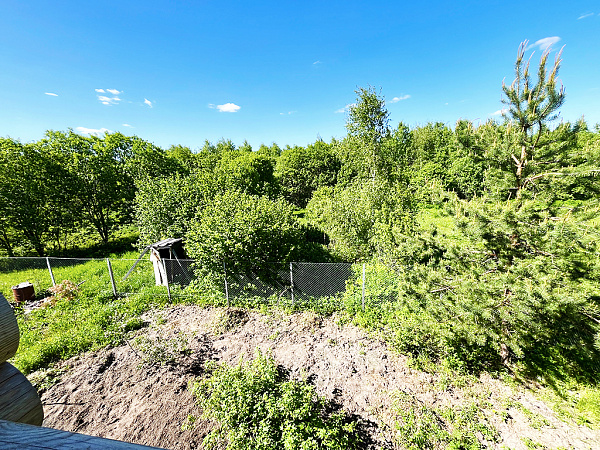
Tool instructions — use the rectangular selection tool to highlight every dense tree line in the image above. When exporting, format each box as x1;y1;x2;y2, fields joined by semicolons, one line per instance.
1;101;598;258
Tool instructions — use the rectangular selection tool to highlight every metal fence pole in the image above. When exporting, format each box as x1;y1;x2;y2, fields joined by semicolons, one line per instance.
163;259;172;303
362;263;366;311
223;260;229;307
290;262;294;306
46;257;56;287
106;258;117;297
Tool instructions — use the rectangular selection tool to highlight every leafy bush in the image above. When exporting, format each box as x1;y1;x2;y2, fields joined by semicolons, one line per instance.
188;350;358;450
186;190;328;284
306;178;415;261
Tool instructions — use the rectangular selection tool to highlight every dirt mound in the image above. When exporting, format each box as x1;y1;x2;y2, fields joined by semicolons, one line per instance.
38;306;600;449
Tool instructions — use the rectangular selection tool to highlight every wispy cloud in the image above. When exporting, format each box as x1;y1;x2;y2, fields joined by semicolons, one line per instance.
213;102;241;113
98;95;121;105
76;126;110;136
45;92;58;97
280;111;296;115
313;60;322;65
491;109;508;116
526;36;561;51
144;98;153;108
335;103;355;114
578;12;594;19
390;95;410;103
122;123;133;127
96;88;122;105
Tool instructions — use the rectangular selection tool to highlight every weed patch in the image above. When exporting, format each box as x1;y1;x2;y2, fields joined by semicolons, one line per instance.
188;350;359;450
391;390;499;449
131;330;191;367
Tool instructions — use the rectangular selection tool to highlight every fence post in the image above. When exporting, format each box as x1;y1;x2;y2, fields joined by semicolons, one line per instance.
106;258;117;297
223;260;229;307
361;263;366;311
163;259;171;303
46;257;56;287
290;262;294;306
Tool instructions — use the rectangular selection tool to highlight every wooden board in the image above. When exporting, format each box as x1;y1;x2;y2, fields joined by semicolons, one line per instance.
0;363;43;426
0;293;19;364
0;419;165;449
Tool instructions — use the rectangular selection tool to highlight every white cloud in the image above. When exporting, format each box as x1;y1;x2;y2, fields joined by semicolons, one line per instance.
390;95;410;103
335;103;355;114
144;98;153;108
313;60;322;65
491;109;508;116
216;103;240;113
45;92;58;97
122;123;133;127
527;36;561;51
106;89;121;95
578;12;594;19
97;90;122;105
280;111;296;115
76;127;110;136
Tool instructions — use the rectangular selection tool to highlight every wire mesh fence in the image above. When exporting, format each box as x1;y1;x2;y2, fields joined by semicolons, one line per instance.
0;257;400;310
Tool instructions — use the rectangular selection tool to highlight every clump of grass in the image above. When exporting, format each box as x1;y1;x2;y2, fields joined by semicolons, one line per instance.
577;388;600;425
131;330;191;367
210;308;249;334
391;389;499;449
188;350;359;450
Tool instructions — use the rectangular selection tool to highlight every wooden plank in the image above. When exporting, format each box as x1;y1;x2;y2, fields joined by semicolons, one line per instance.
0;361;20;384
0;363;43;426
0;293;20;364
14;405;44;429
0;419;165;449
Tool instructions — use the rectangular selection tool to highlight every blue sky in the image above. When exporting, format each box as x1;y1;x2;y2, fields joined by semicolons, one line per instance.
1;1;599;151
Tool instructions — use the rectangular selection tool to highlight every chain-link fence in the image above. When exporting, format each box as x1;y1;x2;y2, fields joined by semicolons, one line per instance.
0;257;400;310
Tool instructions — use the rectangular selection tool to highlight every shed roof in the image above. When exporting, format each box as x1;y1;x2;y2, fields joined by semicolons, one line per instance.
149;238;183;251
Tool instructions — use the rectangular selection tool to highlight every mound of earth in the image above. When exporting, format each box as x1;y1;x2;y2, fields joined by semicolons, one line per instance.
36;305;599;449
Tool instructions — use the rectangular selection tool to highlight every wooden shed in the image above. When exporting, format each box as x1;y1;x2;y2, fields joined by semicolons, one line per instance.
124;238;189;286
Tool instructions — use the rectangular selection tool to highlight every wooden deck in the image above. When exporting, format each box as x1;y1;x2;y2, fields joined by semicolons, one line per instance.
0;419;165;449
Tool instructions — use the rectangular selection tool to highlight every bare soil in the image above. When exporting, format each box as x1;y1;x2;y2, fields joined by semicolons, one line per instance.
37;305;600;449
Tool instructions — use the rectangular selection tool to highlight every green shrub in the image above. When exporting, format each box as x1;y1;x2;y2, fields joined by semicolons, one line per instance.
186;190;328;284
188;350;358;450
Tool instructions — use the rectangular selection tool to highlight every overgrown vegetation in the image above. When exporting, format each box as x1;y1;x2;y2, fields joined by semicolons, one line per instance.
2;40;600;447
187;350;359;450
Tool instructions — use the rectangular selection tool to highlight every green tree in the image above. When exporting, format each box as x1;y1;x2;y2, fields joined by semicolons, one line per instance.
0;139;52;255
342;86;391;183
385;198;600;379
306;179;415;261
135;173;214;246
214;151;279;198
276;140;341;208
409;122;455;193
500;41;566;197
257;143;281;158
446;120;486;199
